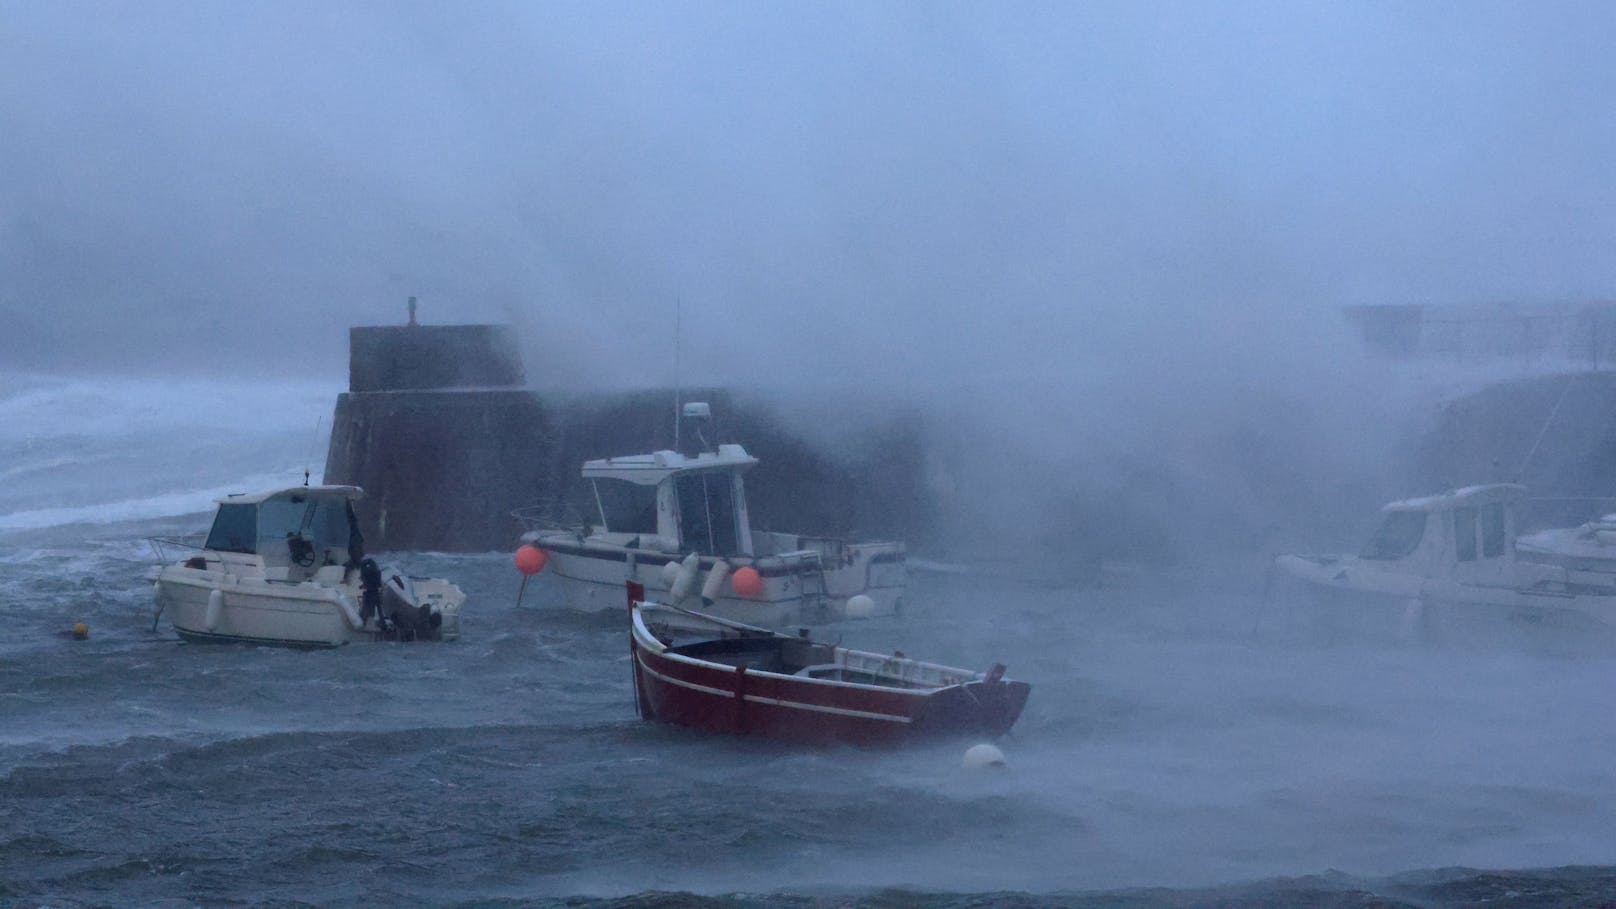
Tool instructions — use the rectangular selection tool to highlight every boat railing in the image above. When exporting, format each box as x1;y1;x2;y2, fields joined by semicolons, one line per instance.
754;530;850;561
837;648;977;689
511;502;591;536
147;534;207;562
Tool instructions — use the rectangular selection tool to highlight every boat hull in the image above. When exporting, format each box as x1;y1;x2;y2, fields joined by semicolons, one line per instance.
1274;554;1616;629
155;569;463;648
630;612;1029;746
538;539;905;626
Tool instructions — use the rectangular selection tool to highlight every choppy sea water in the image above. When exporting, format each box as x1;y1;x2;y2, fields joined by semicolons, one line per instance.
4;374;1616;908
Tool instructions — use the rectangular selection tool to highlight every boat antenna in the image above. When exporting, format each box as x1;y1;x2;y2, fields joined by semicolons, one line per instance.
304;415;325;487
1515;372;1579;483
673;297;682;453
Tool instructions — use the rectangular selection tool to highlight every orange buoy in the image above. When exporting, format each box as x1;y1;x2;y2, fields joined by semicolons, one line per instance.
730;565;764;598
514;545;549;576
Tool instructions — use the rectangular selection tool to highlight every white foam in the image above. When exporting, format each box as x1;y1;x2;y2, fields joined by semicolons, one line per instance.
0;372;334;438
0;372;337;528
0;468;310;532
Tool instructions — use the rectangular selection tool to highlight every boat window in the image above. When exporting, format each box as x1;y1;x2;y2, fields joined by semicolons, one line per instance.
1480;503;1506;558
258;496;313;549
204;503;258;554
1454;507;1478;562
676;472;738;556
593;479;658;534
304;497;351;549
1360;511;1426;560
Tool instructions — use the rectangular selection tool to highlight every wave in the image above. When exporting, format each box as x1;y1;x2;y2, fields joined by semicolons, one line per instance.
0;371;338;527
0;468;310;532
0;371;336;438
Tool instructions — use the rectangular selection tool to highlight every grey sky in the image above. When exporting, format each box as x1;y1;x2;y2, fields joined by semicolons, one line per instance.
2;1;1614;386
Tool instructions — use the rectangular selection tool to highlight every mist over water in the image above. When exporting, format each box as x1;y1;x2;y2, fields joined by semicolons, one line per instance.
4;1;1616;906
4;367;1616;906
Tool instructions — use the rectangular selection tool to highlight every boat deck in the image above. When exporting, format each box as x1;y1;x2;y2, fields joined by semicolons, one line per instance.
667;636;943;689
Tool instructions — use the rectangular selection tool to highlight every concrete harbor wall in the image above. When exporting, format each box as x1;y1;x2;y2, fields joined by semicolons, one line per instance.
323;321;929;552
1415;370;1616;529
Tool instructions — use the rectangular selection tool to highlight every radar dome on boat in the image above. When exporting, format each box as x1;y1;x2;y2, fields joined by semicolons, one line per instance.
846;594;876;618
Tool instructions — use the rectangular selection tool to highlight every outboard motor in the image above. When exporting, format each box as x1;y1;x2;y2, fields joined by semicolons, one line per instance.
358;558;386;625
380;566;442;641
359;556;440;640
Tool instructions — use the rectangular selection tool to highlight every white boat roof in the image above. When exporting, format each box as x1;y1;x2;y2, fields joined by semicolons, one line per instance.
214;485;364;505
582;444;758;485
1383;483;1525;512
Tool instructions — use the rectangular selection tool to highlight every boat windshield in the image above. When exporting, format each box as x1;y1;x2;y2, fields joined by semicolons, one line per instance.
203;494;353;555
593;479;658;534
1361;510;1427;560
205;503;258;554
676;471;738;556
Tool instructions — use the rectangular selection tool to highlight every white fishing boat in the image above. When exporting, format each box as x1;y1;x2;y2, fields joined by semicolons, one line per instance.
513;403;906;627
151;485;465;647
1274;484;1616;628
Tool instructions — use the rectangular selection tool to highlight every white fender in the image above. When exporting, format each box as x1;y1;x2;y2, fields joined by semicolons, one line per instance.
700;560;731;606
205;588;224;632
660;560;682;588
334;591;366;630
668;552;701;604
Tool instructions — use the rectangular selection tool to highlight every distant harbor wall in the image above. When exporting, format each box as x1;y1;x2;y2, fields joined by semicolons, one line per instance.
349;324;525;392
1345;302;1616;366
323;320;929;552
1415;370;1616;529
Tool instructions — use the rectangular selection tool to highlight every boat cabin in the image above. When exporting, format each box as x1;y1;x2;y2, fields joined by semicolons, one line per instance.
203;485;364;570
1360;484;1524;581
582;445;759;557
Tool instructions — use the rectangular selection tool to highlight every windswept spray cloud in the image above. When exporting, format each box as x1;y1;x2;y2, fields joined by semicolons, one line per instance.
2;1;1613;558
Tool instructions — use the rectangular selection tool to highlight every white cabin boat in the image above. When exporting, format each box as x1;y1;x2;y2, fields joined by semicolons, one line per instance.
152;485;466;647
1275;484;1616;626
514;404;906;627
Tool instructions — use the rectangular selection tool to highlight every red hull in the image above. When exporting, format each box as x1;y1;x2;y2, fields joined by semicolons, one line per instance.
629;602;1030;746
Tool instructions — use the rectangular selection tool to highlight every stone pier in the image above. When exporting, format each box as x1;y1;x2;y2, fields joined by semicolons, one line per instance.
323;320;929;552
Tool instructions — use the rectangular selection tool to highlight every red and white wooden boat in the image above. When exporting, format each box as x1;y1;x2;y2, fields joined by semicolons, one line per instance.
626;583;1030;745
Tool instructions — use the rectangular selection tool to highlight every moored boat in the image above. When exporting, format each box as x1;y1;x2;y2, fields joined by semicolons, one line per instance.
1516;512;1616;584
1274;484;1616;628
151;485;465;647
513;402;906;627
626;583;1030;745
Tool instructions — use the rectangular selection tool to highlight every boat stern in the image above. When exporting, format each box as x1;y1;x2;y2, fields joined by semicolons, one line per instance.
911;669;1032;740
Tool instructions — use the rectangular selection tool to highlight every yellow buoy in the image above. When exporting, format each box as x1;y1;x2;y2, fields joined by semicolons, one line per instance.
72;622;89;641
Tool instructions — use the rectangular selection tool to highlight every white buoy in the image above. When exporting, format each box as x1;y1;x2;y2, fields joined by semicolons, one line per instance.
845;594;876;618
962;743;1007;769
